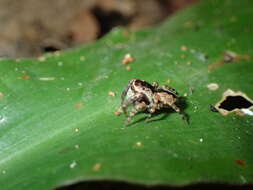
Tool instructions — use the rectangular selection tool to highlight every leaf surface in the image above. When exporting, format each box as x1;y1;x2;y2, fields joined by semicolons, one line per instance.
0;0;253;189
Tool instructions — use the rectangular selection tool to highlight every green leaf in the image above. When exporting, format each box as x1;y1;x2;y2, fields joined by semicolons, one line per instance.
0;0;253;189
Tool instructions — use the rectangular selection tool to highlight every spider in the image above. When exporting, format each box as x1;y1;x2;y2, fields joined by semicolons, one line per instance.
121;79;187;125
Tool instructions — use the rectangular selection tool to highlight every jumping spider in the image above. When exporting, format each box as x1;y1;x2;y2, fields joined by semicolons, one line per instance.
121;79;187;125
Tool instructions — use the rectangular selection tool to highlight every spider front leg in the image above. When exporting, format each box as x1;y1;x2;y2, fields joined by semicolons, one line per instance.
121;93;145;119
126;102;147;125
171;103;189;124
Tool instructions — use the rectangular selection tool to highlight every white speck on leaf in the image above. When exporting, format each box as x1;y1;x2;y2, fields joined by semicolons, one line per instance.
207;83;219;91
0;115;6;124
80;56;85;61
74;128;79;133
57;61;63;66
135;141;142;147
39;77;55;81
69;161;77;169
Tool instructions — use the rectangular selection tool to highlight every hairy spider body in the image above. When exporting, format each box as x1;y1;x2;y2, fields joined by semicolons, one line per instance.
121;79;185;124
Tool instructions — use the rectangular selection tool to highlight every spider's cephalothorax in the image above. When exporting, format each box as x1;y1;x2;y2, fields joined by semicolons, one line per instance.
121;79;186;124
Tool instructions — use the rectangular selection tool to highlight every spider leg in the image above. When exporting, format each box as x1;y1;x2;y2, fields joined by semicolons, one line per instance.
152;82;159;88
144;113;153;123
145;105;157;123
171;104;189;124
121;81;133;103
121;94;144;117
125;102;147;126
170;103;180;113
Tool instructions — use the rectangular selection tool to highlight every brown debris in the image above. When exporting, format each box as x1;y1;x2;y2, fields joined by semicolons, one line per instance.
121;53;134;71
208;50;251;71
75;103;83;109
122;53;134;65
21;75;30;80
235;160;245;166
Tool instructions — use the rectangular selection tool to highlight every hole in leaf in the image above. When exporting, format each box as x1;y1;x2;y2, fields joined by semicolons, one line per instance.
214;89;253;116
218;96;253;111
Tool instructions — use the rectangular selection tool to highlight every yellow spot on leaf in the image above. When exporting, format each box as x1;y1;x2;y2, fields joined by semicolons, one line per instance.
108;91;116;97
126;65;131;71
135;141;142;147
181;45;188;51
93;163;101;171
75;103;83;109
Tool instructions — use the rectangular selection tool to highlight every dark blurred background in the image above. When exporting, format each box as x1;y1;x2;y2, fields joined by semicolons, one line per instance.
0;0;198;58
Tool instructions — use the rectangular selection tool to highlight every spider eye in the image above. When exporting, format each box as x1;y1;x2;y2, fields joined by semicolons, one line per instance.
142;87;145;90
